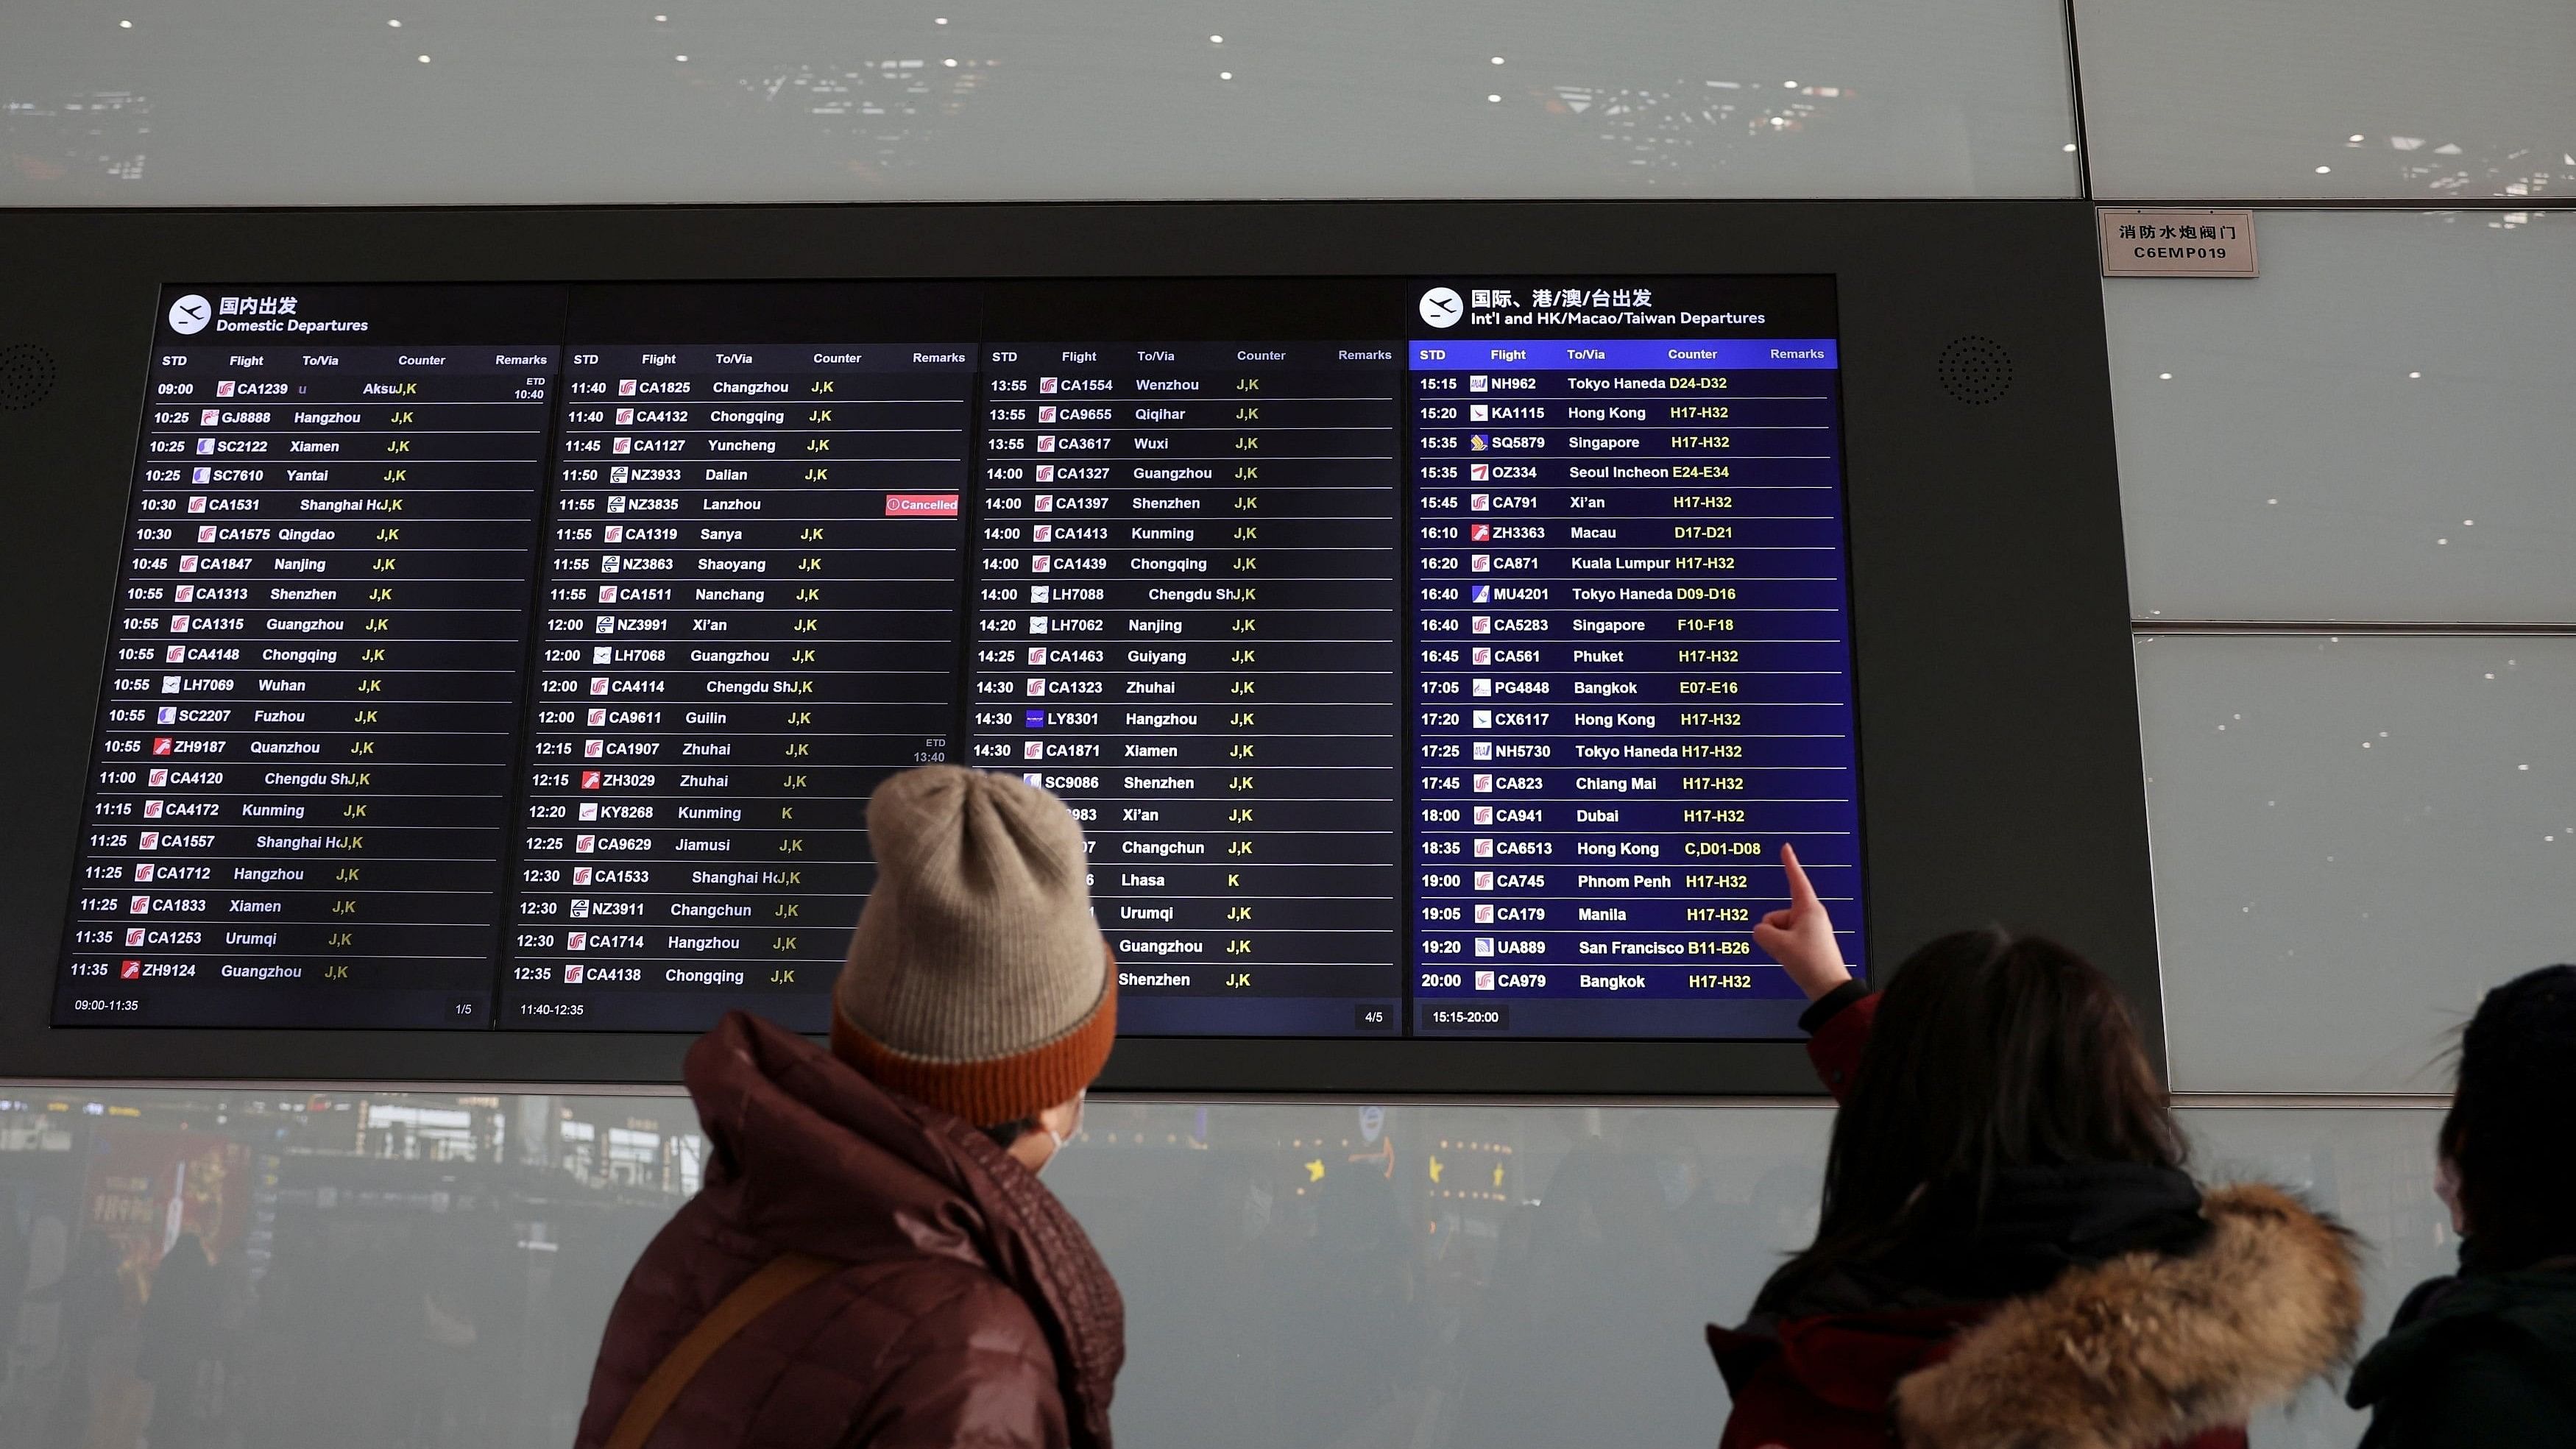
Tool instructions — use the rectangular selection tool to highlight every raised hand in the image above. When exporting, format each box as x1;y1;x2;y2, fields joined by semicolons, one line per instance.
1752;843;1853;1002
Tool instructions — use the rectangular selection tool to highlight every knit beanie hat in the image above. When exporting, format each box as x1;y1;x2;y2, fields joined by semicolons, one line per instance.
829;765;1116;1127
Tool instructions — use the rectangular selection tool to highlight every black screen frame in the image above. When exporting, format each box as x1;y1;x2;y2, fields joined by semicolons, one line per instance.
0;200;2156;1094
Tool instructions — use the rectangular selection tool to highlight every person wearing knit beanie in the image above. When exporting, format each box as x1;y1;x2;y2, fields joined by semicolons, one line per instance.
830;765;1117;1167
576;763;1128;1449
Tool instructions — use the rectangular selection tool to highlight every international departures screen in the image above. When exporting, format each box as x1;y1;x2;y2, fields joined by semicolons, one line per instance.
58;277;1866;1041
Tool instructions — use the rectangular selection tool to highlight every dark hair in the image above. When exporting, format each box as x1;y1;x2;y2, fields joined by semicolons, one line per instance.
980;1116;1041;1151
1765;928;2183;1303
2441;963;2576;1272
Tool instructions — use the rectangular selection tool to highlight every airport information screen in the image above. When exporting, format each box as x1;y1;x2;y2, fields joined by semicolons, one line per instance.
57;277;1865;1040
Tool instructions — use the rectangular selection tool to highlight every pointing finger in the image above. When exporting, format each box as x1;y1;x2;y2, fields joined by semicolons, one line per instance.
1781;843;1822;913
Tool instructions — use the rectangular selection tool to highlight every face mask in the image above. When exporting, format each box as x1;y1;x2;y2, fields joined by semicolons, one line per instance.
1033;1093;1081;1176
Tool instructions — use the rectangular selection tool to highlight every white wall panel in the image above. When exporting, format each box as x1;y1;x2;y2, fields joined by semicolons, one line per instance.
0;0;2078;205
2110;211;2576;626
2139;634;2576;1093
2075;0;2576;200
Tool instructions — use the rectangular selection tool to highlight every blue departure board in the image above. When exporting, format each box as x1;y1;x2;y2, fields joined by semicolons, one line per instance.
1406;336;1861;1038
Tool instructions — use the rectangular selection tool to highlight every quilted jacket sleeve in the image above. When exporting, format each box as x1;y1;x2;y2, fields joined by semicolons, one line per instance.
841;1268;1074;1449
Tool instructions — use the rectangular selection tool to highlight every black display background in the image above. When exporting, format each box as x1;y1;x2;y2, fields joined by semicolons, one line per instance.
0;202;2151;1094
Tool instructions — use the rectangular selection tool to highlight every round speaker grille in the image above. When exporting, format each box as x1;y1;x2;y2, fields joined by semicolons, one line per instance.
0;344;57;411
1935;335;2011;405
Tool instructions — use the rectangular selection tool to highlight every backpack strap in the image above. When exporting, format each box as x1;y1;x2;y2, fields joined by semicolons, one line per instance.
603;1251;841;1449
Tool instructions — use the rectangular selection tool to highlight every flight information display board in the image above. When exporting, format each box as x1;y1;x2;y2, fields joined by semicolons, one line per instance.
57;277;1864;1041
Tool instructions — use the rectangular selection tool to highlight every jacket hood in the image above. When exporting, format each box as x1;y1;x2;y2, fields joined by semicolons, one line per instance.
2347;1259;2576;1411
684;1011;1125;1446
1894;1183;2361;1448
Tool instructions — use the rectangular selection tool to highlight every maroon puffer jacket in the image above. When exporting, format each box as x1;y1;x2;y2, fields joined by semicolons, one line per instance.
576;1012;1125;1449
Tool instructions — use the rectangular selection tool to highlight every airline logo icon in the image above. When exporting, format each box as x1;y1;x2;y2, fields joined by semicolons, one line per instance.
121;960;144;980
564;964;585;983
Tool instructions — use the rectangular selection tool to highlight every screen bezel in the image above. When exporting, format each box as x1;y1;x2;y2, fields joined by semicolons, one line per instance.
0;200;2156;1094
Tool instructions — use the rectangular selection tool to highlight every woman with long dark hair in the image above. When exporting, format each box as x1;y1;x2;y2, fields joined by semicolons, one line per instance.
2349;963;2576;1442
1709;847;2363;1448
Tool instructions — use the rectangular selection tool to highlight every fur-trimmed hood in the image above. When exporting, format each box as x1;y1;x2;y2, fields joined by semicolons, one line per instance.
1893;1183;2362;1448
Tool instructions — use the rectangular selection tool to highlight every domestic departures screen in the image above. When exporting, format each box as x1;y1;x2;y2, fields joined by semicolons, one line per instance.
59;277;1865;1041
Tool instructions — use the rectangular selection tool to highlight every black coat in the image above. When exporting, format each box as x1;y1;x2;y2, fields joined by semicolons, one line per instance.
2349;1258;2576;1447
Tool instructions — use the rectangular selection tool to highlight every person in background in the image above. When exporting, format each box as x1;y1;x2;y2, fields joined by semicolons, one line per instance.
2348;963;2576;1443
577;765;1124;1449
139;1232;221;1449
1708;846;2362;1449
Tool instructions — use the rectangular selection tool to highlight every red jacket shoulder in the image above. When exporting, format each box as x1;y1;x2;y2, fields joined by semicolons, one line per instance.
1805;988;1878;1101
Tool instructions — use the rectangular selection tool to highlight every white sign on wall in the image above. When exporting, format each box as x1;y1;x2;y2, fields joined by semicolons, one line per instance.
2099;208;2259;277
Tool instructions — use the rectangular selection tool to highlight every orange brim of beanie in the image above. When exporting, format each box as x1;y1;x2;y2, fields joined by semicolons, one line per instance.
832;949;1117;1128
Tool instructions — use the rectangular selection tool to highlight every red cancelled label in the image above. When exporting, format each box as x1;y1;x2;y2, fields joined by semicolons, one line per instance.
885;493;960;517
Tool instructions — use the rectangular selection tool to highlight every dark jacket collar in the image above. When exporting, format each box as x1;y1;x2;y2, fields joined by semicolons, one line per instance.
1881;1162;2212;1301
685;1012;1125;1448
2348;1256;2576;1412
1750;1162;2209;1322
